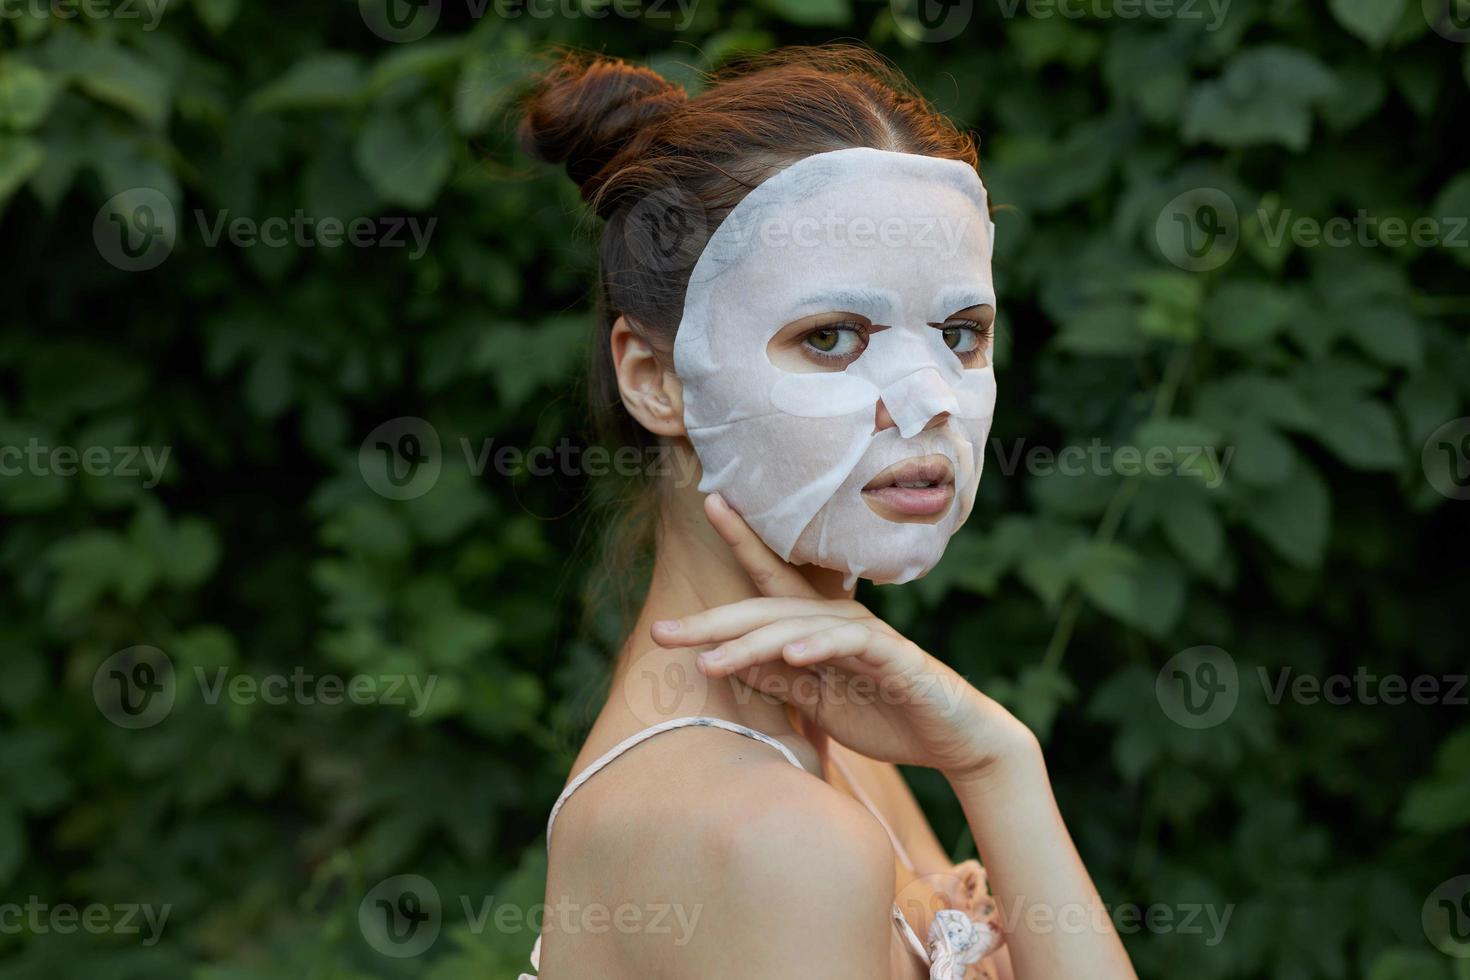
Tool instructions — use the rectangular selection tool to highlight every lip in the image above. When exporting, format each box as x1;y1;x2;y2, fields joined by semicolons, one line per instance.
860;454;955;518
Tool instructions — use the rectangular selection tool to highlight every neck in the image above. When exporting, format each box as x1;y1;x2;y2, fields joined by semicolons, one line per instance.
612;479;852;752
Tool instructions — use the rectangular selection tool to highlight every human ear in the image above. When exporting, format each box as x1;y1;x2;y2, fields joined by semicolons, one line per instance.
610;315;686;437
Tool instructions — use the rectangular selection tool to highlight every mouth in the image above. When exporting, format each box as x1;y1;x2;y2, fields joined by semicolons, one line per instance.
860;454;956;518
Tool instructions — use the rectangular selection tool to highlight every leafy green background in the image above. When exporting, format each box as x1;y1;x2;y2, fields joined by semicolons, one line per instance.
3;0;1469;978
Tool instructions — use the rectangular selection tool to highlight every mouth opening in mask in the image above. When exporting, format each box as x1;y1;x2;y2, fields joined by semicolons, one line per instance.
859;452;956;523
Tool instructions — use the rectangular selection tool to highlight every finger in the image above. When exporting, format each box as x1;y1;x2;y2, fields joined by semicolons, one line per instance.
652;596;858;647
734;662;829;719
783;621;905;675
704;492;822;599
695;615;850;678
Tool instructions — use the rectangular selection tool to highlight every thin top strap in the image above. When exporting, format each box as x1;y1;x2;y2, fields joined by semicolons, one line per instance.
544;716;804;844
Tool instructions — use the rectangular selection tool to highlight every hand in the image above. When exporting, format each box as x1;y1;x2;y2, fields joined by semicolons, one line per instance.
650;493;1037;781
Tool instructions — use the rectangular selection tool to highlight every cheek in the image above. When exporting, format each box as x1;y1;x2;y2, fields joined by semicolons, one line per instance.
769;372;882;418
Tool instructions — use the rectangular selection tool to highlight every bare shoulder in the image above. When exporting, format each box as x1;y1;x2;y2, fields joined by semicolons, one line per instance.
545;727;896;979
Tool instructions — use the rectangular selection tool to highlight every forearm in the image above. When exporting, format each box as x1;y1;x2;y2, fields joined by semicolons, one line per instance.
947;741;1136;979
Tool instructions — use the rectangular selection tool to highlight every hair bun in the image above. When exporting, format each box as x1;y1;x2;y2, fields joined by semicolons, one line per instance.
519;54;686;201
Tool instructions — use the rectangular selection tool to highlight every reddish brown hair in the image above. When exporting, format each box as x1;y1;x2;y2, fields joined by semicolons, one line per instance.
518;45;981;620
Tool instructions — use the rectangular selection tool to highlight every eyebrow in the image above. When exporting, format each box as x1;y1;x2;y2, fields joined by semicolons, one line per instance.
789;287;899;321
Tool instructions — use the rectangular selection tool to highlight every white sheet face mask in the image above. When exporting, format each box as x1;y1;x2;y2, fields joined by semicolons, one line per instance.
672;147;998;587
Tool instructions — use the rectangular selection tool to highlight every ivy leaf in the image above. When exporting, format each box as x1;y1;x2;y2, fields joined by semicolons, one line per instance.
1329;0;1408;47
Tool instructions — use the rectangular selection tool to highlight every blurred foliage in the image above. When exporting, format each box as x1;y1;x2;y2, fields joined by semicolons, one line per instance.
2;0;1469;978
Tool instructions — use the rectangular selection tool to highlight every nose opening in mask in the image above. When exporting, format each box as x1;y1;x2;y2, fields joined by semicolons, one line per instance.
879;367;961;439
874;400;952;436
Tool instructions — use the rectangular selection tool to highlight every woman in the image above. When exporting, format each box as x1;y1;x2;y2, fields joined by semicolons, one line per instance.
516;46;1137;980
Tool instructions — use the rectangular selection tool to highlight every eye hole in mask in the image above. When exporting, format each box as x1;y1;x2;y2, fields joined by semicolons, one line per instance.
932;304;996;368
764;305;996;373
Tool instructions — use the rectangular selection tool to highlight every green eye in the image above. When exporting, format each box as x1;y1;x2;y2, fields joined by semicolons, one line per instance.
808;328;841;352
943;325;979;352
803;324;865;358
940;317;991;359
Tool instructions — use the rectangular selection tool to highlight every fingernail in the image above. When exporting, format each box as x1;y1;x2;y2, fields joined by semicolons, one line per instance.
786;642;807;655
708;493;728;511
654;619;680;633
699;647;726;666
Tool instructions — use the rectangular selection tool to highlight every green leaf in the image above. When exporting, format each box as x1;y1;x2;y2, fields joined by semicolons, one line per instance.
1399;728;1470;833
1431;171;1470;268
990;665;1077;742
1341;305;1424;370
1241;457;1331;568
1302;393;1406;471
1055;303;1147;356
455;49;538;135
1135;271;1203;341
1009;17;1103;71
1205;280;1297;349
1230;421;1296;486
1329;0;1408;47
0;59;60;131
1161;492;1226;574
353;102;454;209
367;38;471;96
1079;543;1187;638
756;0;850;27
48;34;172;128
194;0;241;33
249;53;365;112
1183;46;1338;151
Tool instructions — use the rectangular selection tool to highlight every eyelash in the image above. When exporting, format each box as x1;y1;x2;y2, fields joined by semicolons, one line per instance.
799;317;994;365
802;322;869;363
940;318;994;365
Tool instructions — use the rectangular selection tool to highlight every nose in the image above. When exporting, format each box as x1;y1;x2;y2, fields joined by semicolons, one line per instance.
874;367;961;438
874;398;951;435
